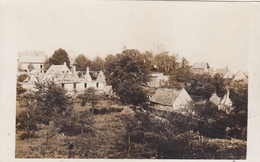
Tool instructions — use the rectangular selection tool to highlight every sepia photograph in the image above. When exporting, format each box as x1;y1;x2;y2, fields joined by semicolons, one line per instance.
1;0;260;161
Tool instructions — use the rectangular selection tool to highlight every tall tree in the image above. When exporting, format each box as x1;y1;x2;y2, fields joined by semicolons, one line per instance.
91;56;105;71
213;74;227;98
104;54;116;73
229;83;248;127
32;79;73;127
104;54;116;83
109;49;150;105
154;52;179;75
51;48;70;67
167;57;191;88
185;74;215;100
74;54;92;71
44;57;52;71
181;57;189;68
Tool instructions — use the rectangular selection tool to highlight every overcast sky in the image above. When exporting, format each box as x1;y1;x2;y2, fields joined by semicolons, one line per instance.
16;1;250;73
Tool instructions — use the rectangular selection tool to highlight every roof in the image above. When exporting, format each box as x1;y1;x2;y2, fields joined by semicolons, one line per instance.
46;64;71;74
45;64;80;82
216;68;227;74
84;72;93;82
18;50;47;57
96;71;106;83
210;93;221;105
143;86;156;94
18;51;47;63
220;90;232;106
216;67;232;78
233;70;247;81
44;73;80;82
150;88;182;106
19;56;46;63
191;62;209;69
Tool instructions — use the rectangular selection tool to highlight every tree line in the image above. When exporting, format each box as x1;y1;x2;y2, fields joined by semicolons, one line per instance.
20;47;247;113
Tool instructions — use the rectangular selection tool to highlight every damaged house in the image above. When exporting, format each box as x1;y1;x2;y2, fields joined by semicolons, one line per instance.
150;88;192;113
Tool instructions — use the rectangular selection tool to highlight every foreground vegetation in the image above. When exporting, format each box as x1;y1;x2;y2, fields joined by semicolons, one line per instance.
16;83;246;159
16;102;246;159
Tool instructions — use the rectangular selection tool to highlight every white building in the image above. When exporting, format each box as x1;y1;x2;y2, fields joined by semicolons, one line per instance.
190;62;210;74
148;72;169;88
18;51;47;73
44;63;112;95
215;67;233;79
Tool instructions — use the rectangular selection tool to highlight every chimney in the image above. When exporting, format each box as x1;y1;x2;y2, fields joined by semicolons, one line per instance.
64;62;66;66
86;67;89;74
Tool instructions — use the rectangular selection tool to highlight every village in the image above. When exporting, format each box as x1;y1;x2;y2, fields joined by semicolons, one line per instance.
16;49;248;159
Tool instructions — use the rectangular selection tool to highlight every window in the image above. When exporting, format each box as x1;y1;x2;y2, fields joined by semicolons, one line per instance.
73;83;76;89
61;83;64;88
84;83;87;88
40;65;43;69
96;83;99;88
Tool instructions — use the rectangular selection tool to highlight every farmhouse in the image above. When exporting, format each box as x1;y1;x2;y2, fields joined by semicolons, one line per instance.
191;62;210;74
18;51;47;73
215;67;233;79
150;88;192;112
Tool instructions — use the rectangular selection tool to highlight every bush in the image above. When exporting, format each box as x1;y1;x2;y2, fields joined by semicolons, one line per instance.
17;74;30;82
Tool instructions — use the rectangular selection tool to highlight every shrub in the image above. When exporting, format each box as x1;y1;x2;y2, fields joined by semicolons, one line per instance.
17;74;30;82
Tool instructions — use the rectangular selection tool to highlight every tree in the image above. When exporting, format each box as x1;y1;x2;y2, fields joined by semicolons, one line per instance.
213;74;227;98
78;87;98;109
109;49;150;105
185;74;215;100
154;52;179;75
167;57;192;88
181;57;189;68
16;82;26;105
32;78;73;128
91;56;104;71
104;54;116;84
71;109;94;135
117;81;148;105
229;83;248;128
104;54;116;73
133;111;152;143
17;74;29;82
74;54;92;71
124;111;152;156
140;51;154;72
51;48;70;67
44;57;52;71
193;102;228;138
